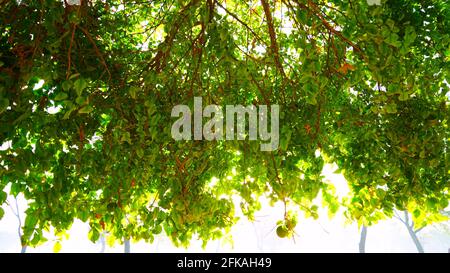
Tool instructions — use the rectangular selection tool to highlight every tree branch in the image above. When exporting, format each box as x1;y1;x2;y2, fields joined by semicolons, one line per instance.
292;0;366;61
77;25;111;80
214;0;266;46
144;0;200;73
393;210;407;224
404;210;411;227
414;226;425;233
260;0;286;78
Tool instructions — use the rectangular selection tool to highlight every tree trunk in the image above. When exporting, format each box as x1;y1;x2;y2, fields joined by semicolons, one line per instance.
406;226;424;253
12;197;26;253
124;239;130;253
359;225;367;253
403;211;424;253
99;234;106;253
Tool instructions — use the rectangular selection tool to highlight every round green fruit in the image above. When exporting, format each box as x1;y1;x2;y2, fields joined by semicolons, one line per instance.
276;225;289;238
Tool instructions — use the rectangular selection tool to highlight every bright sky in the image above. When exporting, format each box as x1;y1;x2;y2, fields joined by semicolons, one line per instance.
1;164;449;253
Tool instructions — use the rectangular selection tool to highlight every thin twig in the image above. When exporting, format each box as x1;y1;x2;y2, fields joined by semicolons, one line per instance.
292;0;367;61
77;25;112;80
214;0;266;46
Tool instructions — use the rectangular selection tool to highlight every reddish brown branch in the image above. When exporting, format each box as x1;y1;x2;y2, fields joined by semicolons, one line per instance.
214;0;266;46
77;25;111;80
260;0;286;78
66;24;76;79
249;73;271;105
294;0;366;60
148;0;200;73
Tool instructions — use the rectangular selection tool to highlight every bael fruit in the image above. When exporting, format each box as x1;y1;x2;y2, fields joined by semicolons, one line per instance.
276;225;289;238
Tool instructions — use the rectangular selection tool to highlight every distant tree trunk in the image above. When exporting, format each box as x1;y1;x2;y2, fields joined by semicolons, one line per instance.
395;211;425;253
359;225;367;253
403;211;424;253
99;234;106;253
405;225;424;253
124;239;130;253
9;197;26;253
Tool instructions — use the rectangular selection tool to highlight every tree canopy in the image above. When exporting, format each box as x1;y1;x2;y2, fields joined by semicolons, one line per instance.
0;0;449;249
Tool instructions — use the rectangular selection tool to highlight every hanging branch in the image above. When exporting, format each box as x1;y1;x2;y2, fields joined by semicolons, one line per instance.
249;73;271;105
66;0;82;78
260;0;286;78
146;0;200;73
76;25;111;80
291;0;367;61
214;0;266;46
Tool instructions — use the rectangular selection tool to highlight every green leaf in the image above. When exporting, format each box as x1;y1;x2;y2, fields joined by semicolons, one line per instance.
280;128;292;151
306;94;317;105
75;96;87;105
136;148;144;158
68;12;80;24
69;73;80;80
63;106;76;120
0;98;9;113
386;19;395;30
426;198;438;210
62;80;72;91
74;78;88;96
385;103;397;114
10;183;21;196
79;210;88;222
439;198;449;209
129;86;139;99
445;49;450;58
121;131;132;144
24;215;38;229
398;92;409;101
53;241;62;253
30;232;41;245
0;207;4;220
54;92;68;101
0;191;6;203
88;228;100;243
153;224;162;234
78;105;93;114
107;235;116;247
